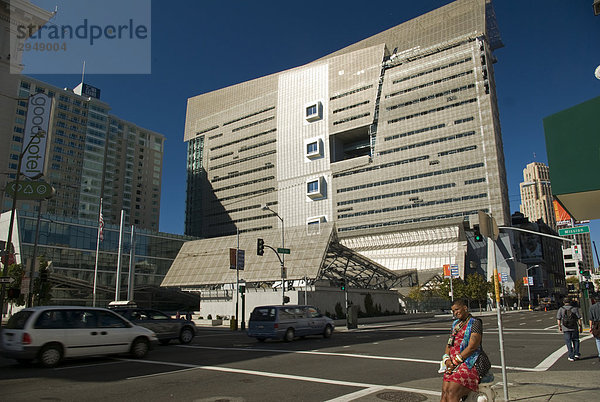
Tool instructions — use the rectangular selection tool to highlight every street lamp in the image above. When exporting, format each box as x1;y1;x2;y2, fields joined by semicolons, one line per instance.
261;205;286;304
1;129;46;324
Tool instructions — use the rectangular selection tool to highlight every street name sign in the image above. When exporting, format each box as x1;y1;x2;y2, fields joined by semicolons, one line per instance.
229;248;245;270
558;226;590;236
277;248;291;254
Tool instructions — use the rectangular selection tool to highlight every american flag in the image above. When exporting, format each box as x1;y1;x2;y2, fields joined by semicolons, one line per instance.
99;211;104;242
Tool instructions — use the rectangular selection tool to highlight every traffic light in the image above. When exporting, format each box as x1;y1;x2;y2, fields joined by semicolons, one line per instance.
473;225;483;242
340;283;346;291
257;238;264;256
40;269;48;282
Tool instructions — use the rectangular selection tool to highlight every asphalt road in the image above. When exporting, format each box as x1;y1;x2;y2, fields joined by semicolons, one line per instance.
1;310;598;401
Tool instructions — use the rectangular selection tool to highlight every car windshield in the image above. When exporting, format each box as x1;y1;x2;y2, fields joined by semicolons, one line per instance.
5;310;33;329
250;307;276;321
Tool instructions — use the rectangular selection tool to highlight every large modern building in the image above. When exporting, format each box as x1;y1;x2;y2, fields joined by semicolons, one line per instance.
1;76;164;231
183;0;510;277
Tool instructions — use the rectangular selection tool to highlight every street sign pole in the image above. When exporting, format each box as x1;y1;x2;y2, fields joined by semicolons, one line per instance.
235;229;239;331
481;210;509;401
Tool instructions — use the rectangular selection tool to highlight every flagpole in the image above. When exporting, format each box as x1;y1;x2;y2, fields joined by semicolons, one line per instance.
115;210;125;301
92;198;103;307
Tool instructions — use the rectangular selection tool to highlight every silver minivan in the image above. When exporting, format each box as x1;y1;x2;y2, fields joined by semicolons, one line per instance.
247;305;334;342
0;306;158;367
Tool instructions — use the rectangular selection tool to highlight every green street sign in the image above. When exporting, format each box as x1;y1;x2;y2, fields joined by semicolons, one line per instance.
558;226;590;236
277;247;291;254
4;180;55;200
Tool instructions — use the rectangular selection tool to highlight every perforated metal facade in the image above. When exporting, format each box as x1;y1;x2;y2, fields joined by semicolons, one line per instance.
184;0;510;274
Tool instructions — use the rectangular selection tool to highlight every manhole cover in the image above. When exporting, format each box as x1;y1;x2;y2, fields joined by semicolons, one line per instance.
376;391;427;402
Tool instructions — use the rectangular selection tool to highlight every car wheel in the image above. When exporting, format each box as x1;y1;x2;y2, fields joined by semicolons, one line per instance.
159;339;171;345
323;325;333;338
256;337;266;342
130;337;149;358
39;343;63;368
179;327;194;344
284;328;295;342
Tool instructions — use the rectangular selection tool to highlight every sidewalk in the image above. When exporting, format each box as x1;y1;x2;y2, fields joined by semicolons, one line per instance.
502;369;600;401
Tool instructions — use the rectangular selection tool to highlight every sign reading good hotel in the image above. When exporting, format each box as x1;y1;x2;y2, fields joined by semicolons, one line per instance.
21;93;52;178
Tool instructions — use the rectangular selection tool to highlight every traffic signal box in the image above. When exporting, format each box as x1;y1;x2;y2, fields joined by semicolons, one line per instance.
257;238;264;256
473;224;483;241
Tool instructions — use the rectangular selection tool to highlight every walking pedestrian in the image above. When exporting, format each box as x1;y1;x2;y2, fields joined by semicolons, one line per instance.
589;298;600;362
556;297;583;361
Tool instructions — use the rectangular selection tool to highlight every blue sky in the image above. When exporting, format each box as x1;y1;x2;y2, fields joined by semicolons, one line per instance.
26;0;600;264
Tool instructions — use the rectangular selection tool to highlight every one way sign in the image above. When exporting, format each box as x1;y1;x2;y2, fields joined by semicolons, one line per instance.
0;276;15;284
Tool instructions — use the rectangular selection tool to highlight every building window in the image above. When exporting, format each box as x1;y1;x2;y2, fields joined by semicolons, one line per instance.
307;177;326;200
307;216;326;235
305;137;323;160
305;101;322;122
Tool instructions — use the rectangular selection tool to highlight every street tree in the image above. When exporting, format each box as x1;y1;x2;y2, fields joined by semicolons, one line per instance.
514;278;526;309
464;273;488;312
6;263;25;306
33;257;52;306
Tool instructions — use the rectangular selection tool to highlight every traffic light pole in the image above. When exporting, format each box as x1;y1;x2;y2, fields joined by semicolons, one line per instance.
257;238;288;304
261;205;286;304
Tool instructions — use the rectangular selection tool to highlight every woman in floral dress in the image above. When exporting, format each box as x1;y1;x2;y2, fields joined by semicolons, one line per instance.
440;299;484;402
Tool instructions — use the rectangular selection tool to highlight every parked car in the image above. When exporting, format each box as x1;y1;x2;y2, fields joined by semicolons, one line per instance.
247;305;334;342
108;306;196;345
0;306;158;367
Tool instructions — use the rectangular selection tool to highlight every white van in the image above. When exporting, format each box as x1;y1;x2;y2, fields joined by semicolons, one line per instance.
0;306;158;367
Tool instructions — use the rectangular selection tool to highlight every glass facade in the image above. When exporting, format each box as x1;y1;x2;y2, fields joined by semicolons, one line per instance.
14;211;196;306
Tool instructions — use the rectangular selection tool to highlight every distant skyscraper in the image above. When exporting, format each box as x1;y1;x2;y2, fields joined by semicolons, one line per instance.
519;162;556;229
1;76;164;231
182;0;511;275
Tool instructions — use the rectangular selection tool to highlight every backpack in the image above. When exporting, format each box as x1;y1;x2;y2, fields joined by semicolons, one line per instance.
562;308;578;329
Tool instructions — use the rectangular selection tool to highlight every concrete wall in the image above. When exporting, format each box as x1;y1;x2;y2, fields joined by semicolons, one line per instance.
197;287;401;320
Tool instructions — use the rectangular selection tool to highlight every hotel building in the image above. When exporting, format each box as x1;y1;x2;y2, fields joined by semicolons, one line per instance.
1;76;164;231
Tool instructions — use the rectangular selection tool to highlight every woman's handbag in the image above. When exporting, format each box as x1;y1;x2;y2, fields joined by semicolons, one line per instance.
474;349;491;378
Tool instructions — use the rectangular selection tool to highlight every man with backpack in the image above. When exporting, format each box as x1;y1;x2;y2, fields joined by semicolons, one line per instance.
589;298;600;362
556;297;583;361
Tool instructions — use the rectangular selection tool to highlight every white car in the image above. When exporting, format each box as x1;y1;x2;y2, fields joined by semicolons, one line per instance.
1;306;158;367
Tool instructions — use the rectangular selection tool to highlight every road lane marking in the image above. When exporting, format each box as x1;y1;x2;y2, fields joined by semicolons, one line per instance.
534;334;594;371
326;386;386;401
122;359;442;397
177;345;540;372
53;360;124;370
544;324;558;330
